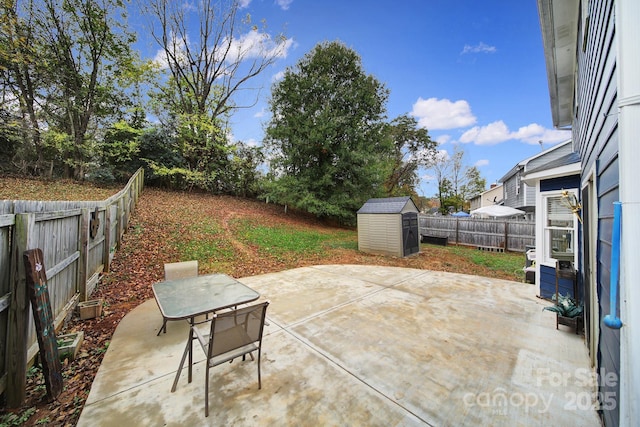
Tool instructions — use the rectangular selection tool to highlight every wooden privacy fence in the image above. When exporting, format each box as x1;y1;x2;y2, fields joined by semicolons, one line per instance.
419;214;535;252
0;168;144;406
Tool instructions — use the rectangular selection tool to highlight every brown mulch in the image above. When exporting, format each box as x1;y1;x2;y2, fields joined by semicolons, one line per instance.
1;185;520;426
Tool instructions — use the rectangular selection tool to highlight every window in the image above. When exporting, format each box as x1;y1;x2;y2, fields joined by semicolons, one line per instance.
542;193;577;264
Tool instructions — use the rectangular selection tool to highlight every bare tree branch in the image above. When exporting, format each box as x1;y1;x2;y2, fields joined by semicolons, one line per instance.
145;0;290;122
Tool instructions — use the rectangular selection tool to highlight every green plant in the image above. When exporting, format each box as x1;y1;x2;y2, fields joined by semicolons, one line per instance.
0;407;36;425
543;293;584;318
96;341;110;355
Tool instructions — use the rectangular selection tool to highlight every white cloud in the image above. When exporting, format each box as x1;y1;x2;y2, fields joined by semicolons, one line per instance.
227;30;294;62
245;138;259;147
153;49;168;68
254;108;266;118
460;120;511;145
512;123;571;145
510;123;546;142
181;1;198;12
238;0;251;8
411;97;477;130
459;120;571;146
153;30;294;70
435;134;452;145
153;32;191;69
272;70;285;82
434;149;450;162
461;42;497;55
275;0;293;10
475;159;490;167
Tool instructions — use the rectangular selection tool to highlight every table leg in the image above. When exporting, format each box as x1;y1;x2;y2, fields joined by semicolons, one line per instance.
171;331;191;392
188;317;194;383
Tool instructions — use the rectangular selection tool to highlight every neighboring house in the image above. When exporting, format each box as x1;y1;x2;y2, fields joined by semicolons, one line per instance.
522;151;581;299
538;1;640;426
499;140;574;221
469;183;503;211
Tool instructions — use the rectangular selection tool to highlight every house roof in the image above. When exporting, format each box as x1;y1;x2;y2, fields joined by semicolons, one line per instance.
537;0;580;128
357;196;417;214
522;152;581;185
525;152;580;175
499;139;572;182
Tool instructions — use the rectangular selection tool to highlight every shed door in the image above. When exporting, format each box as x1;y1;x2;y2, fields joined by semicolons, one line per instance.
402;212;419;256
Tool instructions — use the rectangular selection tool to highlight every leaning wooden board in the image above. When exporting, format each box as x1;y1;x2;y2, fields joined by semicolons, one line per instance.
24;248;63;400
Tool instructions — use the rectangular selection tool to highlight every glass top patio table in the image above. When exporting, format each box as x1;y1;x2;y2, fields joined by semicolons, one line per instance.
152;273;260;320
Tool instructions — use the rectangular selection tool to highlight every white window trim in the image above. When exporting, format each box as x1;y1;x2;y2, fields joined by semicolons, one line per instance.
539;189;579;268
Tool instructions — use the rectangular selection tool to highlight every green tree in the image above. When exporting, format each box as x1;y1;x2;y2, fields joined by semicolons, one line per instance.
95;58;158;182
460;165;486;203
39;0;140;178
429;145;485;213
264;41;391;224
0;0;47;174
1;0;141;178
98;120;143;182
145;0;289;192
382;113;436;197
228;141;264;198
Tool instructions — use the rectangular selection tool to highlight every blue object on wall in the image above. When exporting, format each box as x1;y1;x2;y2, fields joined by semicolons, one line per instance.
604;201;623;329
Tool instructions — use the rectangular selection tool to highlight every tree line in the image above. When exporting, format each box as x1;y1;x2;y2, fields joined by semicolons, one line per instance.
1;0;484;224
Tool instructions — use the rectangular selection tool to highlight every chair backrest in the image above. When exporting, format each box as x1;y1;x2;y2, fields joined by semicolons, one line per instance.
208;301;269;359
164;260;198;281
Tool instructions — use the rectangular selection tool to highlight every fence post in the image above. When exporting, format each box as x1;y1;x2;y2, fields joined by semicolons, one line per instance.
455;218;459;245
78;209;90;301
5;213;34;407
504;221;509;251
116;197;124;250
103;204;112;273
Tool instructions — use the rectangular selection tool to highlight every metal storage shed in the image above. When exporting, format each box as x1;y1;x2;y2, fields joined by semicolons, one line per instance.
357;196;420;257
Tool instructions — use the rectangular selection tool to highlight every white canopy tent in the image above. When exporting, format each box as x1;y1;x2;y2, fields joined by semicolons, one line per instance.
470;205;526;218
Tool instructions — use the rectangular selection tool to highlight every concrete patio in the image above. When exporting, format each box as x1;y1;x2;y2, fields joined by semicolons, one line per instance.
76;265;601;426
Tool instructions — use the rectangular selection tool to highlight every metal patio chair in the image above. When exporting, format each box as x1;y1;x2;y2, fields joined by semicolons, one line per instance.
190;300;269;417
157;260;198;335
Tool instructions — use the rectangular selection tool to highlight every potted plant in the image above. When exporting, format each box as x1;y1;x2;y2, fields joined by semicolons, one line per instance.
543;293;584;333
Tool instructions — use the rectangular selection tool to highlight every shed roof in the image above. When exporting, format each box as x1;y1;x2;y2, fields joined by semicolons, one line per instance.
357;196;417;214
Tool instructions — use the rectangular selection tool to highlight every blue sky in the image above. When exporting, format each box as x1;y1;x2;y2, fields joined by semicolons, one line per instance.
137;0;570;198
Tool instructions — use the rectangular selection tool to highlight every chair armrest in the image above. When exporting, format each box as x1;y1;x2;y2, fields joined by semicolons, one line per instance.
192;324;209;353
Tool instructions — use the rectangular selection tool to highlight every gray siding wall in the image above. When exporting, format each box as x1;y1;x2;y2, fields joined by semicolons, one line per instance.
504;142;574;210
502;173;524;208
524;183;536;207
575;1;619;426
